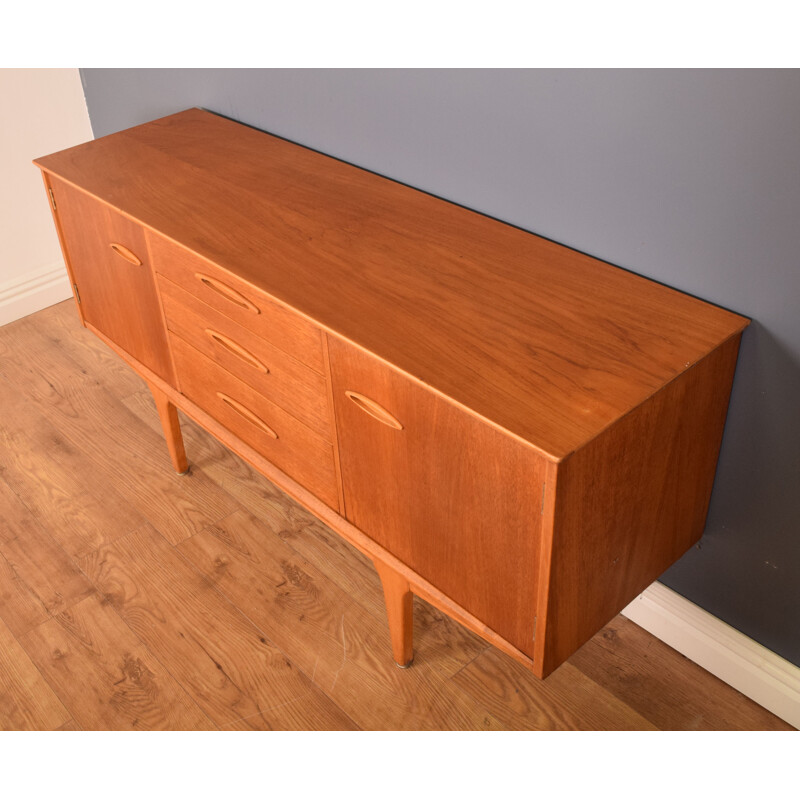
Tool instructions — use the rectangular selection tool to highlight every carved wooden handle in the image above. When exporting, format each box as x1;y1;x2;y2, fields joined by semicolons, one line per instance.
109;242;142;266
205;329;269;373
345;391;404;431
217;392;278;439
195;272;260;314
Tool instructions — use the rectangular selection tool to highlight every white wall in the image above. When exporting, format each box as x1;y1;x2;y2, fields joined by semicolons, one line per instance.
0;69;93;326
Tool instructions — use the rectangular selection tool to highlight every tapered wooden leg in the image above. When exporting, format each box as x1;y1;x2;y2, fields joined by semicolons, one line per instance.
147;382;188;474
374;559;414;668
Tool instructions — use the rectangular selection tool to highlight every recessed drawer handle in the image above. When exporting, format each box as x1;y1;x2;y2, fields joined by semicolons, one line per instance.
216;392;278;439
345;391;404;431
195;273;260;315
109;242;142;266
205;329;269;374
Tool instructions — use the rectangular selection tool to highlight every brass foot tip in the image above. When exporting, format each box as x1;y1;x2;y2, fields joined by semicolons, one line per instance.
177;468;190;476
395;658;414;669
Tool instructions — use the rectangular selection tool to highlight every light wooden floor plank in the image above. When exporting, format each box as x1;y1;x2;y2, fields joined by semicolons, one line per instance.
452;646;657;730
34;300;146;397
21;593;213;730
55;718;82;730
0;614;71;731
0;477;94;618
81;523;358;730
0;384;145;559
0;315;240;544
569;615;794;731
0;548;50;639
177;509;503;730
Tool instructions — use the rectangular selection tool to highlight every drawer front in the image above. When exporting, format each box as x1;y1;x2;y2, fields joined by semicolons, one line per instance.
328;335;546;657
172;335;339;509
48;177;174;384
159;275;332;440
148;232;324;372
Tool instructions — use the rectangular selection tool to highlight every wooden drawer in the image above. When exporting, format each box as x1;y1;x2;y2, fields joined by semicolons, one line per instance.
171;335;339;509
159;275;332;440
148;232;325;372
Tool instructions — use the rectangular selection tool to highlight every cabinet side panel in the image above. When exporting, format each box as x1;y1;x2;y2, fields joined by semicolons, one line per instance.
328;336;547;657
538;333;743;677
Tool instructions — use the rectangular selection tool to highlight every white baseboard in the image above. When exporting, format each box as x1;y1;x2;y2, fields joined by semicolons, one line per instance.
622;582;800;729
0;263;73;327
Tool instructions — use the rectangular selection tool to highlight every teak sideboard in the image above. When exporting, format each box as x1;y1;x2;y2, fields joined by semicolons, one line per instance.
34;109;749;678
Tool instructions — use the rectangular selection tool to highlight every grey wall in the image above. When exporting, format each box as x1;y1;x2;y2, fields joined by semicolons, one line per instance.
80;69;800;667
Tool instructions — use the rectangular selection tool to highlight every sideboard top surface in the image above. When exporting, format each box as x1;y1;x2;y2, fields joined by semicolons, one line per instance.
35;108;748;460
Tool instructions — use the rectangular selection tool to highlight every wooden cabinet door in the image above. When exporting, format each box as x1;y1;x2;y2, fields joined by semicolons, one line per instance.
328;336;547;656
49;177;174;383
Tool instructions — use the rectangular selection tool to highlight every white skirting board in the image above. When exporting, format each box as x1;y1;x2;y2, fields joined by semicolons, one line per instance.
0;263;73;327
622;582;800;729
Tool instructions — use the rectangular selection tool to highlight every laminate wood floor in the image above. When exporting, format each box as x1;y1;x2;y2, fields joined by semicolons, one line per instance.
0;301;791;730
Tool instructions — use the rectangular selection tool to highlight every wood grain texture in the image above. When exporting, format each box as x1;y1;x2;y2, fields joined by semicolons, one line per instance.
30;295;147;396
121;386;491;678
21;594;212;730
35;108;748;459
54;718;82;730
328;335;545;656
221;705;350;730
452;647;657;731
0;314;239;544
570;616;794;731
81;524;356;730
0;548;50;639
171;334;339;509
0;615;71;731
270;493;491;679
536;334;744;677
0;379;144;559
0;478;94;618
149;232;325;373
159;275;331;438
47;177;174;384
177;509;503;730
